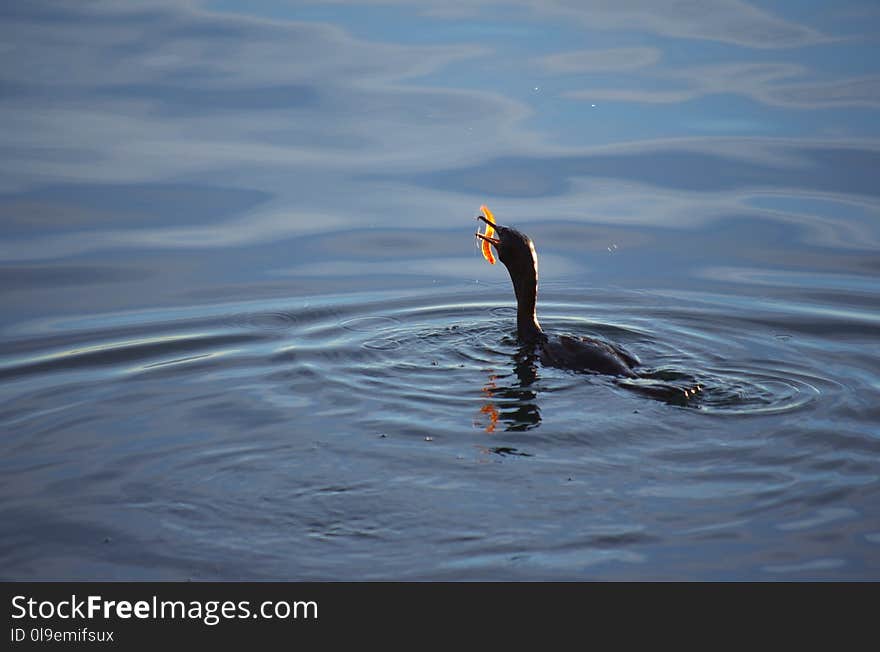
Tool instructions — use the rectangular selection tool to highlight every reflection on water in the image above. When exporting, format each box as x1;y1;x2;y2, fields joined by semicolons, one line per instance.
4;285;874;579
2;1;880;579
478;345;543;433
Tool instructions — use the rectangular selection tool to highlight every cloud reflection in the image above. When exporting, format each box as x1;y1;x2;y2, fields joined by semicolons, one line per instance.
537;47;662;73
405;140;880;199
313;0;828;48
0;0;528;196
562;62;880;109
0;0;878;268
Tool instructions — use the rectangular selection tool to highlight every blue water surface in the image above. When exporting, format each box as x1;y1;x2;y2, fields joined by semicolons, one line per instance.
1;0;878;580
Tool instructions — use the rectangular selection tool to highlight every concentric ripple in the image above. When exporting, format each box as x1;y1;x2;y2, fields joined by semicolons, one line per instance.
239;288;835;433
685;367;823;415
0;282;873;581
0;287;836;425
229;310;299;331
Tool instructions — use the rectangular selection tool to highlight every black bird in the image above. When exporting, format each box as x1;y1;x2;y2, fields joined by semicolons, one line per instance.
476;215;641;377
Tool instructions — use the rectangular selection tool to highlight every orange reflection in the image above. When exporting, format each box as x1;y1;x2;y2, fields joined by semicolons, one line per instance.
476;373;499;433
479;403;499;433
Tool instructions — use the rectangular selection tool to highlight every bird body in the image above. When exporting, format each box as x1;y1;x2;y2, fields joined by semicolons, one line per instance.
476;213;639;377
539;334;639;377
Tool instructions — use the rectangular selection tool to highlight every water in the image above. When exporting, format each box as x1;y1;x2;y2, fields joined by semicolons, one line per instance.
1;2;879;580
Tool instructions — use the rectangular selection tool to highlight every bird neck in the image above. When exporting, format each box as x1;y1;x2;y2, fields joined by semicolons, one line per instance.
510;266;544;343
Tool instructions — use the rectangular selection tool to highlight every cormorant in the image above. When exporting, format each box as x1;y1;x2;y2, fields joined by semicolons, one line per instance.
476;214;640;377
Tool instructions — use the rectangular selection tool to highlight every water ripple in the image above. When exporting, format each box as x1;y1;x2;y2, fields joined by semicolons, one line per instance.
1;284;875;579
0;332;266;381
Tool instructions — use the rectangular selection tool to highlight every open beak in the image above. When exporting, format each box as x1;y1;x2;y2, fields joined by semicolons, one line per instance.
475;215;501;246
475;232;500;246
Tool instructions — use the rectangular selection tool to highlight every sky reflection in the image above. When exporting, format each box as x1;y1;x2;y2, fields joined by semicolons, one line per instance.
1;0;879;315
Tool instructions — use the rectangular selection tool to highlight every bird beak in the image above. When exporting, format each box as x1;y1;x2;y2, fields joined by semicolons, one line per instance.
475;215;501;246
475;232;500;246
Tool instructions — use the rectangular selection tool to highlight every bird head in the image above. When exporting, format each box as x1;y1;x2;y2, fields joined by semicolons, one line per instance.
476;214;538;280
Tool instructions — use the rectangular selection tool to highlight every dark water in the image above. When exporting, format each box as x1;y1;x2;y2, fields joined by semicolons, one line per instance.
2;2;879;580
